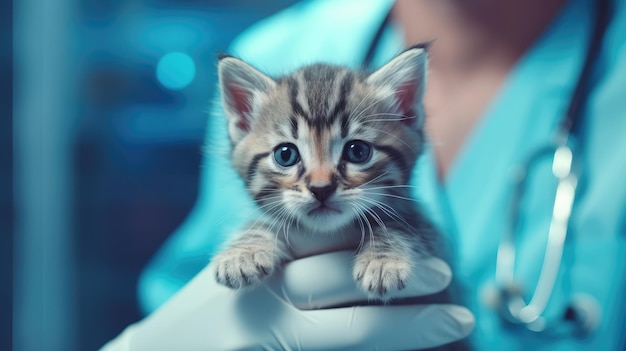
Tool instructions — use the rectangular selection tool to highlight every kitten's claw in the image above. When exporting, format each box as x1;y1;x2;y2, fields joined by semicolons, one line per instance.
214;248;276;289
353;255;412;299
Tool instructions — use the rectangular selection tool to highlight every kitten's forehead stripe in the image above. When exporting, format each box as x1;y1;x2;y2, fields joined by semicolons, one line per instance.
340;113;350;139
287;65;358;134
289;116;298;139
287;77;307;119
294;72;313;122
302;65;331;122
331;71;354;119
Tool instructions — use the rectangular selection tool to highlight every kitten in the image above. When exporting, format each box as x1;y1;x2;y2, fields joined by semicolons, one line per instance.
212;45;442;300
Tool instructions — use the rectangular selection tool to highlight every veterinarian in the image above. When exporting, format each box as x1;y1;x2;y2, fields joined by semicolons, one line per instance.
102;0;626;349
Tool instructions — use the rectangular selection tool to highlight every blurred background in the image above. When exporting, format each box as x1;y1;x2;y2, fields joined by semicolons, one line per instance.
10;1;298;350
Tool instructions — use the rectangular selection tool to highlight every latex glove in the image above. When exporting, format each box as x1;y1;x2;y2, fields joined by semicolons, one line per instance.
100;251;474;351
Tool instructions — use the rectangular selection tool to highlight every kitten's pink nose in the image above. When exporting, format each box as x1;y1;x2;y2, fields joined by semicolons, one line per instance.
308;184;336;203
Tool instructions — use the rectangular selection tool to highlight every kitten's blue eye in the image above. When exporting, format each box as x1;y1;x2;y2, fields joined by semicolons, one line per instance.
343;140;372;164
273;143;300;167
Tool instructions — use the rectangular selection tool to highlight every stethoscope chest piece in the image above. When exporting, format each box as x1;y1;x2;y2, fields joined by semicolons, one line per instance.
483;280;602;337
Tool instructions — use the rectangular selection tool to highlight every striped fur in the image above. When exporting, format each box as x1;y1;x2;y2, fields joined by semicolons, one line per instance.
213;47;444;300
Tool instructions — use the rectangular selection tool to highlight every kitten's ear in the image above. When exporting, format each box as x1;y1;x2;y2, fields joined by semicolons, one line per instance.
218;55;277;143
366;45;428;128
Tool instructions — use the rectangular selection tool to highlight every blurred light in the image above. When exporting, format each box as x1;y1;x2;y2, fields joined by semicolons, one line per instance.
156;52;195;90
126;14;215;56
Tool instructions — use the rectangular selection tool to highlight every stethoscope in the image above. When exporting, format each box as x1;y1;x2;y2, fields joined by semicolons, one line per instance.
363;0;612;339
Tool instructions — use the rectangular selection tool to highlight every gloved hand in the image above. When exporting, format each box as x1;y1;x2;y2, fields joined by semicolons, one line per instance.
100;250;474;351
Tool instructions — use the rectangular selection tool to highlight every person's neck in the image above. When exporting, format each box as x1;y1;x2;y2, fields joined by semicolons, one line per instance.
392;0;567;76
391;0;567;178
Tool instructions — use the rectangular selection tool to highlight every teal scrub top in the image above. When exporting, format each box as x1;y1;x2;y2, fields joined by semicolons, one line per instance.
138;0;626;349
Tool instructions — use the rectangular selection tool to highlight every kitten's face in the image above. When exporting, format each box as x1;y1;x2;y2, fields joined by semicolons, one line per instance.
219;48;428;233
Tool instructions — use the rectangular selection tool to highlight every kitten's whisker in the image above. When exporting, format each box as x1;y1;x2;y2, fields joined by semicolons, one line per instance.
354;199;389;236
273;209;291;250
350;201;374;248
265;207;288;245
359;112;417;123
359;210;374;252
242;200;286;241
280;207;294;240
269;208;285;233
254;196;287;208
216;195;284;223
356;170;391;189
362;117;417;123
361;192;421;203
360;197;414;233
256;194;286;201
362;184;417;191
248;200;284;219
238;203;283;247
362;197;409;226
295;213;301;232
272;207;286;234
256;200;291;219
352;89;396;122
283;209;297;248
350;200;378;247
350;86;389;122
253;201;284;214
361;112;413;118
365;126;416;153
351;207;367;253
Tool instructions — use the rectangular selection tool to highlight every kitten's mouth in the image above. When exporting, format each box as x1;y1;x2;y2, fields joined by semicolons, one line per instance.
307;204;342;216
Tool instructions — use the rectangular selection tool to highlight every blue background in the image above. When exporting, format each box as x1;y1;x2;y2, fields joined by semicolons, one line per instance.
8;1;298;350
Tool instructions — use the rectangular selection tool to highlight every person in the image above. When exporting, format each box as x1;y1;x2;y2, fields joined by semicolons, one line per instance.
102;0;626;349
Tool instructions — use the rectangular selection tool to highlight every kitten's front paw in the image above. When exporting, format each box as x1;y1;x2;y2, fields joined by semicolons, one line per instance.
353;254;412;299
214;248;277;289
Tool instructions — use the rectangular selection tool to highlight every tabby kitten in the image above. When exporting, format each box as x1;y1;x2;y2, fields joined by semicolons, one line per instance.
213;45;441;299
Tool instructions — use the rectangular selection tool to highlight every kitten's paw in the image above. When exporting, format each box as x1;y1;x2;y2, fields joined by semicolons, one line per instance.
214;248;277;289
353;254;412;299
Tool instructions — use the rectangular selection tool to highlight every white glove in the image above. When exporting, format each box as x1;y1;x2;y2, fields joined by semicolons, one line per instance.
100;251;474;351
